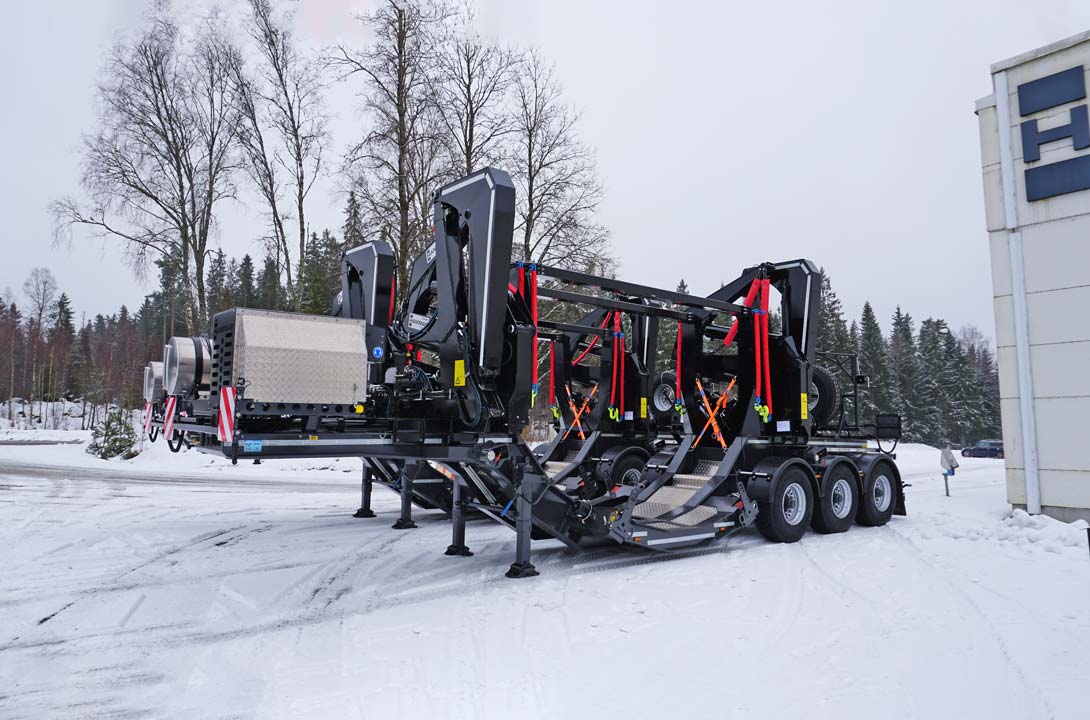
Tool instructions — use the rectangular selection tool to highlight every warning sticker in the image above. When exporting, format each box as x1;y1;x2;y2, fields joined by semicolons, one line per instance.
800;392;809;421
640;397;648;419
453;359;466;387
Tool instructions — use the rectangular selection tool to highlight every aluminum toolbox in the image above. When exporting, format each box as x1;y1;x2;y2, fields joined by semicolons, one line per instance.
214;308;368;405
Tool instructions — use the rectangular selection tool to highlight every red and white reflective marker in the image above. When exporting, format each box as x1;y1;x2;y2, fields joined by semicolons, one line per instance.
143;403;152;434
217;387;236;444
163;396;177;438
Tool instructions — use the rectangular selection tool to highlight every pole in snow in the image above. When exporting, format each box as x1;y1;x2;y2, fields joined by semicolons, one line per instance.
940;446;958;498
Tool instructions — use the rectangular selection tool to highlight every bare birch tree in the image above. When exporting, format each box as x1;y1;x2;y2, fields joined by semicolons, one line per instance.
432;5;517;175
22;268;57;419
227;45;292;292
512;50;611;273
52;10;239;327
244;0;327;308
330;0;450;293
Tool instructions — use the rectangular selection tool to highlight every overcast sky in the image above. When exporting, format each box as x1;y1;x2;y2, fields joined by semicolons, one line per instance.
5;0;1090;338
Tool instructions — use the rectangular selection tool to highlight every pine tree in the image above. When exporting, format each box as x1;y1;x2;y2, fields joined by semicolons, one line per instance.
975;345;1001;439
48;294;77;401
816;268;851;354
941;329;973;445
342;190;364;249
300;232;327;314
237;255;257;309
887;307;918;439
155;258;189;338
5;303;22;420
857;302;891;420
914;319;947;445
257;254;285;311
206;250;230;317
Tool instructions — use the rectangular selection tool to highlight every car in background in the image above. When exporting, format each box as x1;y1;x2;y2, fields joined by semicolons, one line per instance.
961;439;1004;459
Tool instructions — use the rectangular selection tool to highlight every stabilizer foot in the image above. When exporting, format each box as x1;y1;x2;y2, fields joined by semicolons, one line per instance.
505;562;539;579
392;519;417;530
353;508;376;519
445;544;473;556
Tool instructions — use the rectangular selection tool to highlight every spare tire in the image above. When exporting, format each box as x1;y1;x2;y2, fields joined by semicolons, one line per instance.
649;371;677;424
809;365;841;428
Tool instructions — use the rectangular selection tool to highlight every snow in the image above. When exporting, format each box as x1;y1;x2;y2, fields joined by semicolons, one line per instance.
0;399;110;432
1;441;1088;719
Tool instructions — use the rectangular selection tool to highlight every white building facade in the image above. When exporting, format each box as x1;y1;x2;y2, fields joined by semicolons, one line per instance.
976;31;1090;523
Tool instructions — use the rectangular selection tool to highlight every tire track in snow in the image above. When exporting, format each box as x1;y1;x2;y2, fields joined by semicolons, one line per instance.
885;524;1057;719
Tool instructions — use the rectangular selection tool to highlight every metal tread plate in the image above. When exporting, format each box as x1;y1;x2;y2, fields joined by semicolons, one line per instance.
633;484;697;519
643;505;719;529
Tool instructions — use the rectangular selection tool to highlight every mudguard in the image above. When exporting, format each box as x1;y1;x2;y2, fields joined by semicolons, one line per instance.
852;452;906;516
814;455;860;498
745;456;817;503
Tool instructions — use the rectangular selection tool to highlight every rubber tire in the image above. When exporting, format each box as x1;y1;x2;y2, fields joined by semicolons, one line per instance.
857;460;897;527
611;452;648;487
961;448;970;457
811;463;858;534
756;466;814;543
996;451;1004;460
810;366;841;428
649;371;677;424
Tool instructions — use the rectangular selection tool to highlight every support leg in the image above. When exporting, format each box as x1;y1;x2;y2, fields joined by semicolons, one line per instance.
392;462;418;529
445;479;473;556
505;486;539;578
353;463;376;518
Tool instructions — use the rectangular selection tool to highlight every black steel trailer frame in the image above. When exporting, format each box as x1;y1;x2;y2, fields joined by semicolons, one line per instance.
143;166;905;578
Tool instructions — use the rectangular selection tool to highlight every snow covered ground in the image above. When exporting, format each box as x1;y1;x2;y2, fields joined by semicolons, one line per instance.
1;436;1088;719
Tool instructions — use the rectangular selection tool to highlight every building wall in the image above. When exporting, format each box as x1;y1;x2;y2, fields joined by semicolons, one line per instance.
977;31;1090;521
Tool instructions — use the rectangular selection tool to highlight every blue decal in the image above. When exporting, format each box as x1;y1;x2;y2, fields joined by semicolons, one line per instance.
372;346;385;359
242;439;264;453
1018;66;1085;117
1017;66;1090;201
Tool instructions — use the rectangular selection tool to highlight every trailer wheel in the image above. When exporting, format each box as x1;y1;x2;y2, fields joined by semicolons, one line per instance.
857;460;896;526
809;366;841;428
756;466;813;543
611;451;648;487
811;463;858;534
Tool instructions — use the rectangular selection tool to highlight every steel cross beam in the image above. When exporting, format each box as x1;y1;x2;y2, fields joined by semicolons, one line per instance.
535;286;692;321
535;264;746;315
537;319;612;337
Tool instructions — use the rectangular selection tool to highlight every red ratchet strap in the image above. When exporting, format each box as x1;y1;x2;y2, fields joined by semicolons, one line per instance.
618;314;626;417
609;312;620;414
753;292;762;406
517;263;526;298
761;278;773;413
530;265;539;405
722;278;762;346
388;273;397;325
548;341;556;406
571;312;612;366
